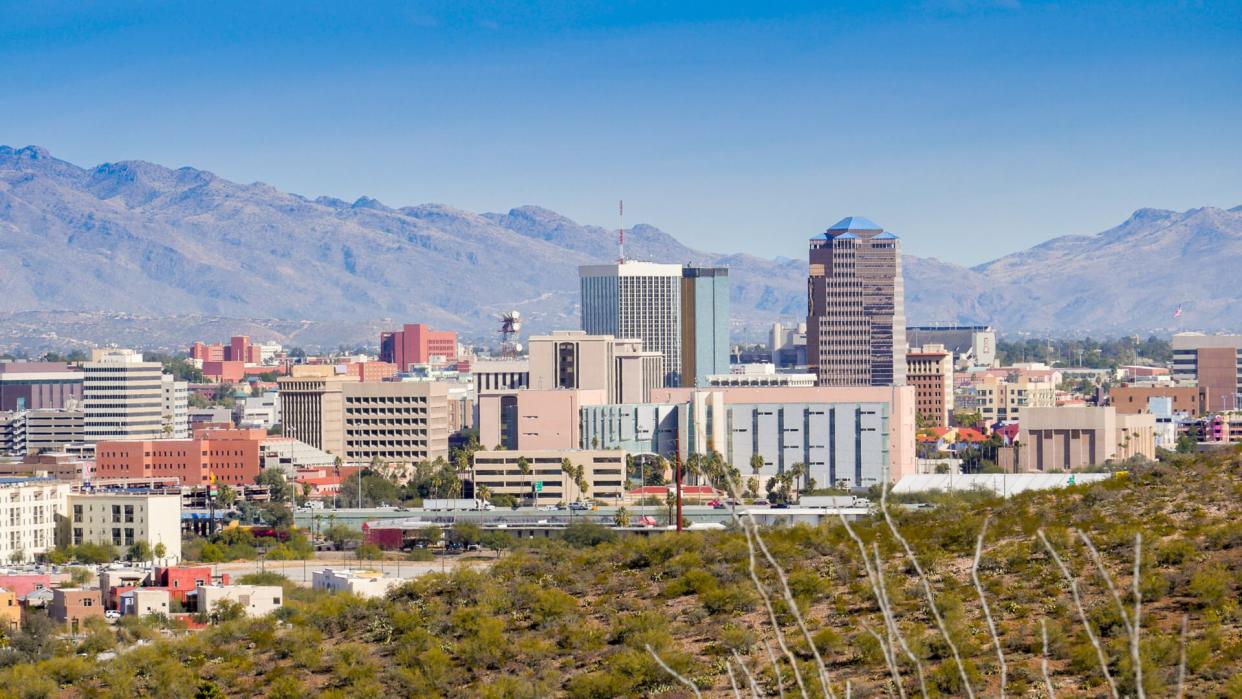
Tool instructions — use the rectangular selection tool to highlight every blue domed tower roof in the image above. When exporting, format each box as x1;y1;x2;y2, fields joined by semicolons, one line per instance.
827;216;882;232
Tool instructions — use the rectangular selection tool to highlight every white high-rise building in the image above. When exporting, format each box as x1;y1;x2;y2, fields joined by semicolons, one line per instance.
83;349;166;444
161;374;190;439
580;262;684;386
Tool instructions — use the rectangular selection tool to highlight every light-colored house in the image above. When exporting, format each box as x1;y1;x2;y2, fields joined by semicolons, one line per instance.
194;584;283;618
120;588;170;617
312;568;400;599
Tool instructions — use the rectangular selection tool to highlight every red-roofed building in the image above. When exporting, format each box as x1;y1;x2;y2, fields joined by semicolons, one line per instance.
956;427;988;444
993;423;1021;445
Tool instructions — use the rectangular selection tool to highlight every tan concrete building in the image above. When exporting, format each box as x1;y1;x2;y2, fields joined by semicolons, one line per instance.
476;389;606;451
279;376;449;464
527;331;663;404
471;449;627;504
906;345;954;427
806;217;906;387
1018;406;1156;472
1109;384;1209;417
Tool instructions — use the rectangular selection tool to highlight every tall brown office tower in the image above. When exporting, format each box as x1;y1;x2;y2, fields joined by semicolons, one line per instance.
807;216;907;387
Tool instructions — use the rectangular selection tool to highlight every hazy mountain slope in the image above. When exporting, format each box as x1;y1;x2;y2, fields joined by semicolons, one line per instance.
1;145;1239;351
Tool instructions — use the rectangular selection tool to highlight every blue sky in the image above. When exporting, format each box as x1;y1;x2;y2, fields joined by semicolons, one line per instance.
2;1;1240;264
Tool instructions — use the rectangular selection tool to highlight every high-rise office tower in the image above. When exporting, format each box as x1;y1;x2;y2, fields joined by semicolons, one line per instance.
806;216;906;387
680;266;730;388
579;261;729;387
83;349;166;443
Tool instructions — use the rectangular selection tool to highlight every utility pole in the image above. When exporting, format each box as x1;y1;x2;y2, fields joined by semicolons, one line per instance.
675;453;683;533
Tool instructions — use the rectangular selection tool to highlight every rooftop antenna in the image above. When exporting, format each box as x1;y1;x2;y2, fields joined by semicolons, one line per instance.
617;199;625;264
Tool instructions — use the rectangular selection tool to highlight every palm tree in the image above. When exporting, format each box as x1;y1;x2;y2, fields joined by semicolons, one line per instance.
749;452;764;479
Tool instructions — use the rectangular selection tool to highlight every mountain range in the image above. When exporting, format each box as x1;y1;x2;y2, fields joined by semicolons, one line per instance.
1;144;1239;352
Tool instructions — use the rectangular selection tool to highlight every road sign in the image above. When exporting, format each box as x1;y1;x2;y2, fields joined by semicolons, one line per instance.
534;481;543;492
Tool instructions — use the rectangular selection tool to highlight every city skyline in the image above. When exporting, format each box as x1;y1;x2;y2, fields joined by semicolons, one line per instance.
3;2;1240;265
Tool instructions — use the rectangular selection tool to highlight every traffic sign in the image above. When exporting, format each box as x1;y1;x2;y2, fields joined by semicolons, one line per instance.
534;481;543;492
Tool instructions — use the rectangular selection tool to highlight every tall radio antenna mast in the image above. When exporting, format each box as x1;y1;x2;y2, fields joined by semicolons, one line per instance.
617;199;624;264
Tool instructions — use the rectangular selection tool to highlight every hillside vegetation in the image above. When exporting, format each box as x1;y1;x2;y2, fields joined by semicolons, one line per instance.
3;449;1242;697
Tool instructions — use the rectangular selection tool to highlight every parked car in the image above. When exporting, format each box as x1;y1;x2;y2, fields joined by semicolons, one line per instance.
104;610;121;620
568;501;590;511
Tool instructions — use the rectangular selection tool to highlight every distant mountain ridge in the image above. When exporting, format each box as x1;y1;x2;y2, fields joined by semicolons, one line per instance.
0;145;1239;351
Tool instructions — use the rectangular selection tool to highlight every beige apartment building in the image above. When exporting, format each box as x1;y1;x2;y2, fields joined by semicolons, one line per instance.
906;345;954;427
67;492;183;562
471;449;627;504
0;478;70;562
1018;406;1156;472
279;375;449;464
527;331;664;404
959;374;1055;423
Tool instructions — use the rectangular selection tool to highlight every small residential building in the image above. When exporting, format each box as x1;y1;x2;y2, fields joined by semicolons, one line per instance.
119;588;171;617
312;568;400;599
0;589;18;630
0;573;50;599
471;449;627;503
67;493;182;562
49;588;104;629
99;568;150;609
194;584;283;618
1018;406;1157;471
154;566;226;604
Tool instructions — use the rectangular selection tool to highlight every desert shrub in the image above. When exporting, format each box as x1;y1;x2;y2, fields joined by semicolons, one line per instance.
1156;538;1196;566
1190;564;1234;610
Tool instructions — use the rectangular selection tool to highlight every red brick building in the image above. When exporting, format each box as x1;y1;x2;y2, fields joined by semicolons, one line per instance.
346;361;398;383
95;428;267;485
379;324;457;370
191;336;263;365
